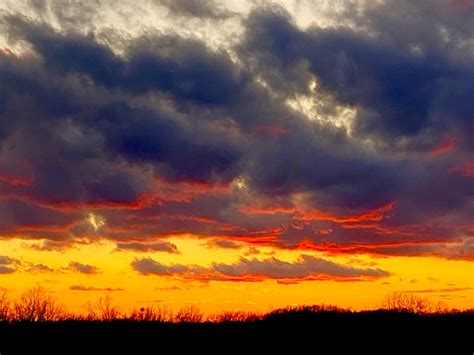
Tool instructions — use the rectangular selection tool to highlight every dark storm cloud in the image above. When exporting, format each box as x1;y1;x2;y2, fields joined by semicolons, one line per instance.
0;199;75;237
6;16;246;105
0;49;80;140
240;2;474;146
245;125;401;210
93;103;241;182
0;0;472;261
1;13;398;214
0;23;242;210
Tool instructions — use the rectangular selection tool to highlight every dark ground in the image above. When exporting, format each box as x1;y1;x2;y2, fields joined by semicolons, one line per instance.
0;311;472;354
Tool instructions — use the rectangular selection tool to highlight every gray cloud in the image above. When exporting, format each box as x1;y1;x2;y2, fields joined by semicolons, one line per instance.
68;261;100;274
0;255;20;274
70;284;124;292
26;263;54;273
240;2;474;146
115;241;180;254
205;239;242;249
212;255;389;279
131;254;389;283
158;0;233;19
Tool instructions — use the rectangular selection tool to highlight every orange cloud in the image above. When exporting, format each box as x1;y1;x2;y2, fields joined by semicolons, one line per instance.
239;205;297;215
296;202;395;225
0;172;33;187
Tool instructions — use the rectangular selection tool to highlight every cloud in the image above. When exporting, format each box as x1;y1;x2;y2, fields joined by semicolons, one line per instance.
402;287;473;294
69;285;124;292
0;255;20;274
131;255;389;283
205;239;242;249
68;261;100;275
28;240;74;251
7;16;247;105
244;246;261;256
131;258;206;276
212;255;389;281
26;263;55;273
240;2;474;145
155;285;181;291
0;1;471;262
158;0;232;19
115;241;180;254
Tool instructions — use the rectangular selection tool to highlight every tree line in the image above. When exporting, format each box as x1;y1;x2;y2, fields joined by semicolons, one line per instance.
0;287;471;322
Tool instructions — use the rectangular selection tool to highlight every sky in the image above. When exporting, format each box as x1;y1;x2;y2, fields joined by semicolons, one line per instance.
0;0;472;314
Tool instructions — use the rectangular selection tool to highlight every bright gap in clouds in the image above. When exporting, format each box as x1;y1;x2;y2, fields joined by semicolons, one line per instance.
285;77;357;134
87;212;106;232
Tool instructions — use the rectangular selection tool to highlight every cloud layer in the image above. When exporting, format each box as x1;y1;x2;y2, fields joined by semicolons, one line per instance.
0;0;472;270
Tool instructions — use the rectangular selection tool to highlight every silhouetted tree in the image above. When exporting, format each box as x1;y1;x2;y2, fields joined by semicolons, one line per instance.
13;287;65;321
128;306;173;322
174;305;203;323
0;292;10;321
208;311;262;322
86;295;121;321
380;292;447;314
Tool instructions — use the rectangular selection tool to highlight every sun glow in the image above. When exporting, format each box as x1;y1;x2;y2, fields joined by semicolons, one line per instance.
0;237;472;315
285;78;357;135
87;213;106;232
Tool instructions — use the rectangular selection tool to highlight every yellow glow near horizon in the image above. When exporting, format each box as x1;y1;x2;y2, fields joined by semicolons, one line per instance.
0;237;472;314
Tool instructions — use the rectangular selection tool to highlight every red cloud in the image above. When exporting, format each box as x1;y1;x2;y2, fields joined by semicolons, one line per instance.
0;172;33;187
296;202;395;225
450;160;474;178
249;123;289;136
429;136;456;155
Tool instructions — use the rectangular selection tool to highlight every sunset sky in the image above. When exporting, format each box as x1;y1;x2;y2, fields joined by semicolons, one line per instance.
0;0;472;314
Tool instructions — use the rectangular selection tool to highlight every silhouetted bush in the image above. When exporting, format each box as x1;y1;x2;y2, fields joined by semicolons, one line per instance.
380;292;448;314
263;304;350;322
12;287;66;321
128;306;174;322
0;292;10;321
85;295;121;321
174;306;204;323
208;311;262;323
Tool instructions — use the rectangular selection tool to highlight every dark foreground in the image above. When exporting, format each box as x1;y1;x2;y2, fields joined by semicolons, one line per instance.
0;311;473;354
